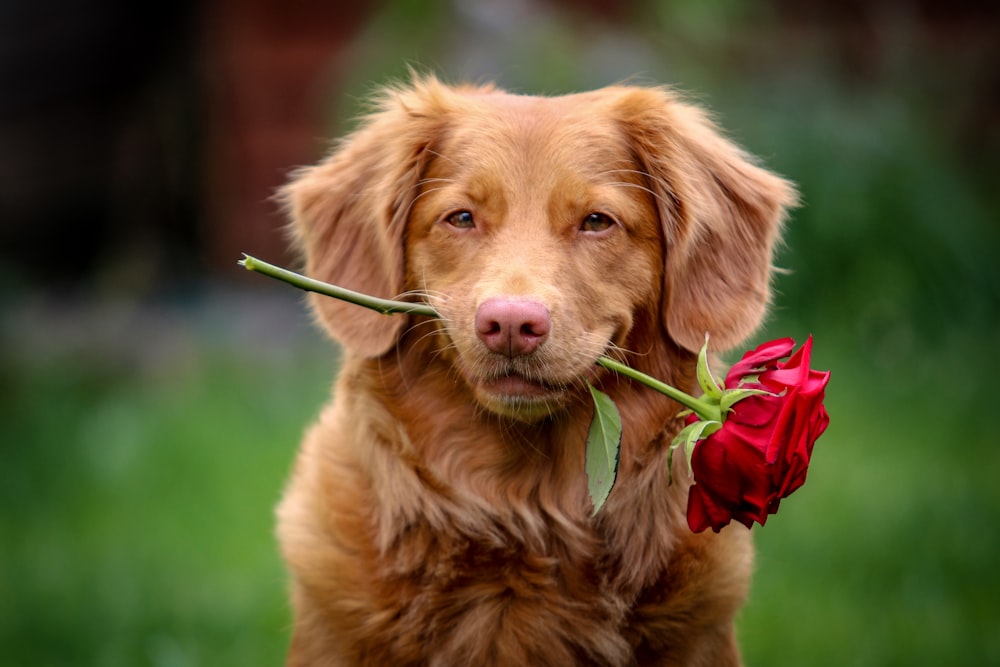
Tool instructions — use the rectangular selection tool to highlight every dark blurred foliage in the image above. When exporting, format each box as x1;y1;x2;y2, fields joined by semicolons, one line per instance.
0;0;202;287
0;0;382;295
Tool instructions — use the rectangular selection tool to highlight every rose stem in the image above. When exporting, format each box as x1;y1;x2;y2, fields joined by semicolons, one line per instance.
239;254;438;318
239;253;714;418
594;357;721;422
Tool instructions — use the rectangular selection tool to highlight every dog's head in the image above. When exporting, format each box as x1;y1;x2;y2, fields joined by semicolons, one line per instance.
282;76;796;421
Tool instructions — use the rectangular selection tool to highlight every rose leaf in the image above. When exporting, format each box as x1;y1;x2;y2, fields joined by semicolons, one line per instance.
586;384;622;515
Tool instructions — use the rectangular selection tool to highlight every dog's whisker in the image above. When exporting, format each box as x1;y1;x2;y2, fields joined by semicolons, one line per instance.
424;148;462;169
606;181;673;209
417;176;456;186
595;167;679;208
398;185;451;224
394;289;447;309
597;167;673;192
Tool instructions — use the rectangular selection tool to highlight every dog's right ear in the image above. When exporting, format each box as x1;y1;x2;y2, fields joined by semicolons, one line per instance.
613;87;797;353
279;77;454;357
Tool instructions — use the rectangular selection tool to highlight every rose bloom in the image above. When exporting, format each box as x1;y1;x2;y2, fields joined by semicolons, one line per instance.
686;337;830;533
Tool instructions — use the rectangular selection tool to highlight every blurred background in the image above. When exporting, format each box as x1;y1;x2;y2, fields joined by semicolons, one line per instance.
2;0;998;664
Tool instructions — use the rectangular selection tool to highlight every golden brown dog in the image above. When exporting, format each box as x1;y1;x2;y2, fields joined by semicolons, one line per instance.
276;75;796;666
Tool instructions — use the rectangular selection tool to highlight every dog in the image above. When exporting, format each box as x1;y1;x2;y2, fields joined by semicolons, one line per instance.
276;75;796;666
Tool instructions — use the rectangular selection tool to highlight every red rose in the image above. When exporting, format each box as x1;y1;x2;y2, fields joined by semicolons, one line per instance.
686;336;830;533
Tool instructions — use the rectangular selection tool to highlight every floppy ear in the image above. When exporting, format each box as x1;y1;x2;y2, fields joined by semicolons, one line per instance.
616;88;798;352
279;77;454;357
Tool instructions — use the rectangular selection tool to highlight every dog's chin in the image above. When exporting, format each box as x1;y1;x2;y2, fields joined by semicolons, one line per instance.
469;372;569;422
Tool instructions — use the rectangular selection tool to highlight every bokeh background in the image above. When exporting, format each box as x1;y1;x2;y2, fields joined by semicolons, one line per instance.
2;0;998;664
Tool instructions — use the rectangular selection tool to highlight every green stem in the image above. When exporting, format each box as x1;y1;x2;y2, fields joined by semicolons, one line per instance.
240;253;718;419
595;357;721;422
239;254;438;318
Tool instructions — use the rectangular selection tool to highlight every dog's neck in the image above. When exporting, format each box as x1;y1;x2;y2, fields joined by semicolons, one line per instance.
335;319;702;592
350;315;696;499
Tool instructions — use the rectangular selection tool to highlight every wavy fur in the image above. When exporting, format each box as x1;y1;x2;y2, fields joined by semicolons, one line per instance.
277;75;796;666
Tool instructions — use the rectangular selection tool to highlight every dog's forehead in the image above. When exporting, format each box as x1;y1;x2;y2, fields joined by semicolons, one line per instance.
437;92;632;180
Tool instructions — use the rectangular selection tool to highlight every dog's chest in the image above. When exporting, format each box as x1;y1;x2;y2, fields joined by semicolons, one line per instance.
365;509;637;662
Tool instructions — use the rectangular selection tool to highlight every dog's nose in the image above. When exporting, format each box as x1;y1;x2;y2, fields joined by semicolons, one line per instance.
475;297;551;357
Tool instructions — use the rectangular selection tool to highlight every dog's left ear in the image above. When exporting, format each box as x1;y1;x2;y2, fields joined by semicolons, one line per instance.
615;88;798;352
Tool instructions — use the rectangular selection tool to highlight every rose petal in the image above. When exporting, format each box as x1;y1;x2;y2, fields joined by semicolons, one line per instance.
686;485;714;533
725;337;795;386
690;436;745;505
687;483;735;533
729;393;781;428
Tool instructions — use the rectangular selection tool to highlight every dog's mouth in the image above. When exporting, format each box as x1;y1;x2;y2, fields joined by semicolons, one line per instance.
476;371;564;400
460;365;572;420
459;357;608;421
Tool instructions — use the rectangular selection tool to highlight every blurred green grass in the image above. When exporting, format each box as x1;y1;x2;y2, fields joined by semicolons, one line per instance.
1;339;333;666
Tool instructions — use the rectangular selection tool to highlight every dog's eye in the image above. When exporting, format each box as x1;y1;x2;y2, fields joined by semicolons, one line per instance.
445;210;476;229
580;212;616;234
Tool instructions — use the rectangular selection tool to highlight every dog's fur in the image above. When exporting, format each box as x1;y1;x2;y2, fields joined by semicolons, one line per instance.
276;75;796;666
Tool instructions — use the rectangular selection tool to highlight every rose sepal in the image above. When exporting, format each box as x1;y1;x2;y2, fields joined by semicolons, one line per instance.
667;418;721;484
720;387;774;415
695;335;725;401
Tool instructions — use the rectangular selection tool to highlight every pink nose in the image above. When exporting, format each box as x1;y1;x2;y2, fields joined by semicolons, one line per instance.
475;297;551;357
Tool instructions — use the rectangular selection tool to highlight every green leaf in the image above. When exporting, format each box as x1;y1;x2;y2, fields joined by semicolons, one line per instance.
667;419;721;484
696;335;724;399
586;385;622;515
719;387;773;415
